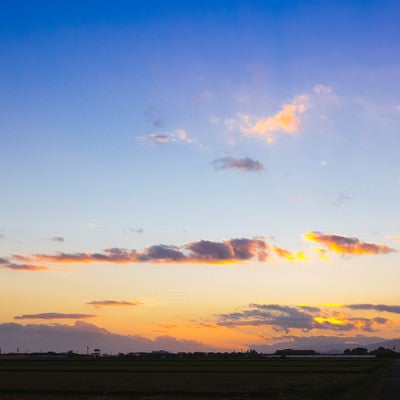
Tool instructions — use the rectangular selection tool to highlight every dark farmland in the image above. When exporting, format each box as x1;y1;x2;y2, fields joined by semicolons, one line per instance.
0;357;394;400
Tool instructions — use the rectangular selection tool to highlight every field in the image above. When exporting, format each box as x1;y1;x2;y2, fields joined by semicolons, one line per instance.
0;357;394;400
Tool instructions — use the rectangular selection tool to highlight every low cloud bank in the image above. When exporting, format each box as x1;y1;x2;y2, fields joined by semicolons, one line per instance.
0;322;214;354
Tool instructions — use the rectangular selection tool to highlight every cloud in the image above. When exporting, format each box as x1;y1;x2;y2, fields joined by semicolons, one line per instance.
87;300;142;308
34;248;138;264
273;246;308;261
52;236;64;242
303;232;395;256
5;230;395;270
332;193;350;207
138;245;186;262
218;304;316;332
387;236;400;242
0;321;215;353
344;304;400;314
144;106;165;129
217;303;390;333
185;238;268;263
130;228;144;234
0;257;47;271
149;134;170;144
143;129;193;145
211;157;264;172
32;237;270;265
313;316;387;332
197;91;213;101
226;95;309;143
313;84;332;95
14;313;97;320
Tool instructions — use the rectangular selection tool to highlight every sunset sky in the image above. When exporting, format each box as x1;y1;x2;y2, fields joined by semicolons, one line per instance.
1;0;400;353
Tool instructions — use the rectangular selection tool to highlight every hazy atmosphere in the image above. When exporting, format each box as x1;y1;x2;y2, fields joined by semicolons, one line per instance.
1;0;400;354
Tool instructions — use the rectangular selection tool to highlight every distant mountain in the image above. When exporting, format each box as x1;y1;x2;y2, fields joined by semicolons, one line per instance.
251;335;389;354
365;338;400;352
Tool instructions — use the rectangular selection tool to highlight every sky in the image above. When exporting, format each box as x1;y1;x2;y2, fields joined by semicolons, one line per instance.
1;0;400;354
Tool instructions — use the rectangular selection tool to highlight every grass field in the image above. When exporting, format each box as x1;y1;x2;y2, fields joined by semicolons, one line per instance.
0;357;394;400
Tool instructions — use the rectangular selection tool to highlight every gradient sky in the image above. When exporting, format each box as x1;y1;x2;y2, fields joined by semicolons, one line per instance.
1;0;400;353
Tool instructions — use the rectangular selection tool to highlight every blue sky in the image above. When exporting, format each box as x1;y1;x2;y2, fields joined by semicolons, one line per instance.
1;0;400;352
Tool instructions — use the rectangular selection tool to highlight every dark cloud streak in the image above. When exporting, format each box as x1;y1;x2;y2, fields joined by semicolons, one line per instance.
87;300;142;308
211;157;264;172
344;304;400;314
14;313;97;320
33;237;269;265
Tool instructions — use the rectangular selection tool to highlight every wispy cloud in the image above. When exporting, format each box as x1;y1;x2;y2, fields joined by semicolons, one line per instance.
332;193;350;207
0;257;48;271
273;246;308;261
303;232;395;256
387;236;400;242
344;304;400;314
14;313;97;320
313;84;332;95
197;91;213;101
141;129;193;145
130;228;144;234
87;300;142;308
226;94;309;143
149;134;170;144
211;157;264;172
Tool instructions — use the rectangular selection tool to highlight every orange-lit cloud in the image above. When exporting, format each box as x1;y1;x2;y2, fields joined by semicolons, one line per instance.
218;304;314;331
217;303;390;334
387;236;400;242
0;257;47;271
313;316;388;332
303;232;395;256
32;237;270;265
34;249;137;264
14;313;97;320
4;230;396;271
273;246;308;261
312;246;331;261
87;300;142;308
227;95;309;143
